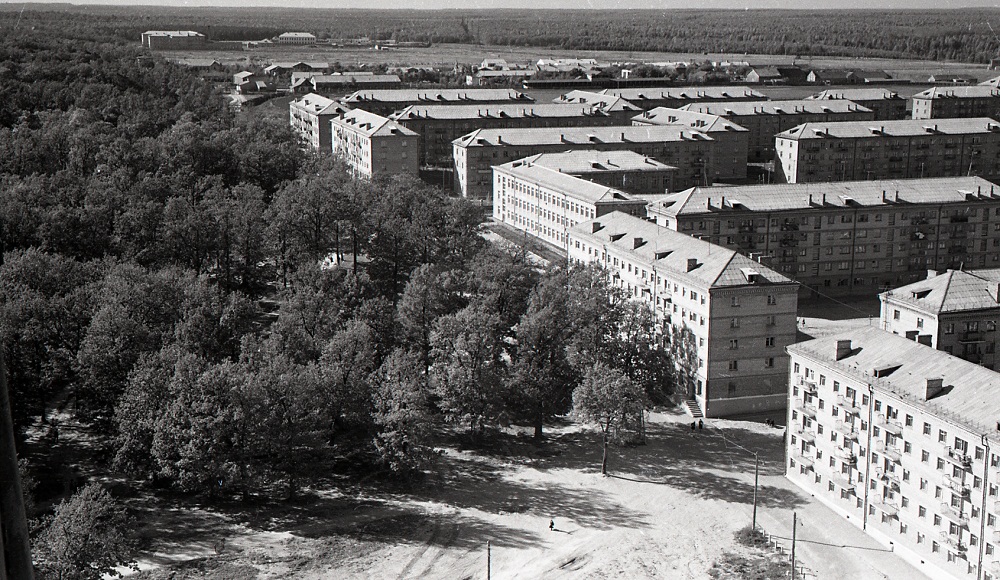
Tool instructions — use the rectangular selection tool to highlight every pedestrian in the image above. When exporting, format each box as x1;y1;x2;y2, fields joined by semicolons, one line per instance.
549;519;555;532
698;419;704;430
691;421;696;431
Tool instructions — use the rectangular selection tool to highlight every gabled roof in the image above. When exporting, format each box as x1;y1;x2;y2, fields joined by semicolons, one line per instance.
233;71;255;81
913;86;1000;100
570;212;792;288
552;91;642;113
748;66;782;78
601;86;766;102
453;124;714;147
177;58;220;68
777;117;1000;140
332;109;417;138
883;268;1000;315
809;69;852;81
979;75;1000;88
679;99;871;116
649;177;998;217
633;107;749;133
291;93;351;116
807;88;902;101
495;162;646;206
512;150;676;174
788;326;1000;434
391;103;611;121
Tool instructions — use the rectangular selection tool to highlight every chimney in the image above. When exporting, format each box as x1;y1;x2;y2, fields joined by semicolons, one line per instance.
497;136;502;144
721;195;726;207
707;197;712;209
686;258;699;272
835;339;853;361
925;377;944;400
926;269;938;280
990;280;1000;303
822;193;827;204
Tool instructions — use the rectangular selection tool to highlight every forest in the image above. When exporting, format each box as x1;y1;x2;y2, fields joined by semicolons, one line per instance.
2;6;999;63
0;25;678;578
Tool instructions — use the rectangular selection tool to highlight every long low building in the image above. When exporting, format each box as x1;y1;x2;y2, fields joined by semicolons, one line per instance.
510;150;677;195
453;125;716;200
330;109;419;178
807;88;908;121
311;74;401;94
599;86;768;110
646;177;1000;297
632;107;750;181
569;212;799;418
775;117;1000;184
142;30;206;50
677;100;875;163
342;88;535;116
786;326;1000;580
493;160;649;250
912;86;1000;120
391;103;624;167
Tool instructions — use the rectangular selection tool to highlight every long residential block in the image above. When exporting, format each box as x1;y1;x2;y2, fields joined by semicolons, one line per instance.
807;88;908;121
508;150;677;195
342;88;535;116
289;93;351;152
569;212;799;418
492;161;648;250
330;109;419;178
881;268;1000;369
632;107;750;181
787;326;1000;580
599;86;768;110
912;87;1000;120
678;100;875;163
453;125;715;200
391;103;623;167
775;118;1000;184
646;177;1000;297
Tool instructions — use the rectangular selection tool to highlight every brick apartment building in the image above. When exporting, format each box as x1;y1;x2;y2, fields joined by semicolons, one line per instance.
599;86;768;111
289;93;351;152
632;107;750;181
505;150;678;196
912;87;1000;120
807;88;908;121
141;31;206;50
330;109;419;178
342;88;535;117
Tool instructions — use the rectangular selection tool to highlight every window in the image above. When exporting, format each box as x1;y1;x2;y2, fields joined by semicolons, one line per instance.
923;422;932;435
922;450;930;463
767;295;777;306
939;429;948;443
919;505;927;517
765;337;775;347
731;318;740;328
904;442;912;454
905;414;913;427
730;339;739;350
731;296;740;307
893;309;901;320
729;360;739;371
765;357;775;368
917;318;924;329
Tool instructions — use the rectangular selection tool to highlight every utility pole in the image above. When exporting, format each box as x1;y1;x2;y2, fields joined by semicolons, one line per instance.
0;351;34;580
752;452;759;530
790;512;797;580
486;540;491;580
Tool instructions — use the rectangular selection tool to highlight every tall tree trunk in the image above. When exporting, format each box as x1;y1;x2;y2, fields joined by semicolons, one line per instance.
533;406;544;441
601;432;608;476
0;351;34;580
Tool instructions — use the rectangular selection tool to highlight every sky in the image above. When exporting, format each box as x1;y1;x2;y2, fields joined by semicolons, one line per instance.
2;0;1000;8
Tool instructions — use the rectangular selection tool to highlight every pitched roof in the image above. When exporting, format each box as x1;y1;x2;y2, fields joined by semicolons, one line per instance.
601;86;766;102
678;99;871;116
291;93;351;116
883;268;1000;315
391;103;612;121
452;124;714;148
788;326;1000;434
512;149;677;174
495;163;646;206
343;88;532;105
332;109;417;138
312;74;401;85
777;117;1000;140
807;88;902;101
177;58;219;68
648;177;998;217
980;75;1000;88
632;107;749;133
570;211;793;288
913;86;1000;99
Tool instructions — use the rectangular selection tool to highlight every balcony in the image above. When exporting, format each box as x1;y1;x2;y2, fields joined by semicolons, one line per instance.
876;416;903;436
795;400;817;418
959;331;984;344
939;531;967;554
836;447;858;465
872;496;899;516
944;447;973;470
940;503;969;528
794;425;816;444
794;453;815;469
830;472;856;492
837;395;860;415
875;441;902;463
943;474;971;497
835;420;859;441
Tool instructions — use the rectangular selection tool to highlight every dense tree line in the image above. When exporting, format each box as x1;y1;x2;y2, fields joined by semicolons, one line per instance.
2;7;1000;63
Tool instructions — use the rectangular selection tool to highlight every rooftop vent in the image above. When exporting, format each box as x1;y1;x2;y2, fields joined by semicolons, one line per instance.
835;339;853;361
925;377;944;400
686;258;699;272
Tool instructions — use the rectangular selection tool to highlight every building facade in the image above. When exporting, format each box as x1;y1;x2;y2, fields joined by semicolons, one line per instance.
506;150;677;196
913;87;1000;120
880;269;1000;369
775;118;1000;184
276;32;316;45
141;31;206;50
632;107;750;181
569;212;799;418
787;326;1000;580
330;109;419;178
391;103;622;167
453;125;716;200
342;88;535;117
493;162;648;250
600;86;768;111
289;93;351;152
311;74;402;94
646;177;1000;297
678;100;875;163
807;88;908;121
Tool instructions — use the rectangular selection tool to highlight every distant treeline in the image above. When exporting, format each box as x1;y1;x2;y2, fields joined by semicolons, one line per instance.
1;7;999;63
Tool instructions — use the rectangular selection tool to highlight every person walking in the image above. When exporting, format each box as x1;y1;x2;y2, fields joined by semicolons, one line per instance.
698;419;704;430
549;519;555;532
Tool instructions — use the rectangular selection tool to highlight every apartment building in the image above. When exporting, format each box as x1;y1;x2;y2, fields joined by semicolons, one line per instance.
141;31;206;50
390;104;622;167
775;118;1000;184
341;88;535;117
289;93;351;152
912;87;1000;120
330;109;418;178
880;269;1000;369
646;177;1000;297
600;86;768;111
508;150;677;195
807;88;908;121
493;161;647;250
677;100;875;163
569;212;798;418
453;125;716;200
786;326;1000;580
276;32;316;45
632;107;750;181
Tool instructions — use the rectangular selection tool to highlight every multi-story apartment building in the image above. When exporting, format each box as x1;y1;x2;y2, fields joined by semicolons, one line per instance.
508;150;677;195
329;109;419;178
807;88;908;121
453;125;716;200
646;177;1000;297
493;161;648;250
677;100;875;163
391;104;623;167
141;31;206;50
289;93;351;152
569;212;798;418
341;88;535;117
599;86;768;111
632;107;750;181
775;118;1000;184
786;326;1000;580
880;268;1000;369
276;32;316;45
912;87;1000;120
552;91;645;115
